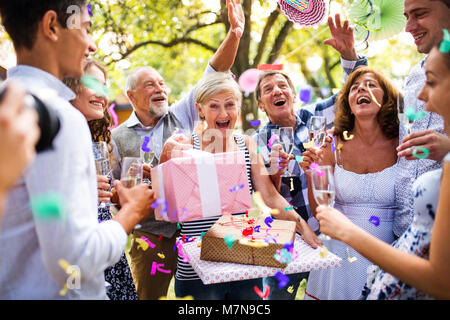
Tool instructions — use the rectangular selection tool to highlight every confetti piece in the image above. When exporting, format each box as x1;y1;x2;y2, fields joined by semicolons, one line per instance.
158;234;163;241
135;238;149;251
274;248;292;263
275;271;290;289
295;155;304;162
264;216;274;228
176;241;190;263
157;253;165;259
405;107;427;122
140;236;156;249
310;162;324;176
150;261;171;275
287;285;294;294
177;222;181;230
412;147;430;159
257;64;283;70
303;140;314;149
346;248;358;263
283;242;294;253
254;285;270;299
268;134;279;149
229;184;245;192
366;82;381;108
108;103;119;129
343;131;354;141
224;234;237;249
141;136;151;153
331;135;337;152
242;227;254;237
290;177;294;191
81;74;109;98
200;231;205;240
240;238;269;248
249;120;261;127
254;225;261;232
158;295;194;300
369;215;380;227
30;193;64;220
337;143;343;150
252;191;279;216
86;4;93;17
319;245;328;258
297;279;307;300
284;205;294;212
59;284;68;296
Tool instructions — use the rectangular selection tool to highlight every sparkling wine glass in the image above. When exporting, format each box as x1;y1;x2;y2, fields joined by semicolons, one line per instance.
310;165;335;241
278;127;295;177
93;141;112;208
140;136;155;186
308;116;327;149
397;93;413;135
121;157;143;188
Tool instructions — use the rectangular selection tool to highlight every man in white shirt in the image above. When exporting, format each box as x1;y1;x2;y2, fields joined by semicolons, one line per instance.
0;1;155;299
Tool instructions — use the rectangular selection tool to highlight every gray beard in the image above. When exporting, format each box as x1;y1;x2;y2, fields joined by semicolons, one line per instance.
148;102;168;118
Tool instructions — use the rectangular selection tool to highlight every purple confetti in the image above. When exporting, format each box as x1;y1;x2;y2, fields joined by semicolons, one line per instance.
331;135;336;152
87;4;93;17
264;216;273;228
229;184;245;192
254;225;261;232
141;136;151;153
369;215;380;227
268;134;279;149
249;120;261;127
275;271;290;289
283;242;294;253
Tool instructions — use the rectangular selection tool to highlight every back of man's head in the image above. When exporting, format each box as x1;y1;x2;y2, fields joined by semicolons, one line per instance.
0;0;86;51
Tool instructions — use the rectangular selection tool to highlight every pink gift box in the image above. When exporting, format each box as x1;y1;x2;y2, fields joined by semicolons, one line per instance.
151;150;252;222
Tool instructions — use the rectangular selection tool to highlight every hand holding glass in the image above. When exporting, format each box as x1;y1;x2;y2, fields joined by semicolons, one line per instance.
93;141;112;207
278;127;295;177
310;165;335;240
121;157;143;188
308;116;327;149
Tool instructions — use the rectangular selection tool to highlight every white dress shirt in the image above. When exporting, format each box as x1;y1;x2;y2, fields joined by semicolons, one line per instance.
0;65;127;299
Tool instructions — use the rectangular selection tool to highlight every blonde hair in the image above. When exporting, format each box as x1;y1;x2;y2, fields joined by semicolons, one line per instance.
194;72;242;107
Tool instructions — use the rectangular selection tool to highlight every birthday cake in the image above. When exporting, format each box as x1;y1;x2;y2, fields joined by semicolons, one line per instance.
200;215;296;268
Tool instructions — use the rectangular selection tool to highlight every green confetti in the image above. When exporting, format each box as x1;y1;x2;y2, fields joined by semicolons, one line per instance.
30;193;65;220
81;74;109;98
177;222;181;230
295;278;307;300
224;234;237;250
412;147;430;159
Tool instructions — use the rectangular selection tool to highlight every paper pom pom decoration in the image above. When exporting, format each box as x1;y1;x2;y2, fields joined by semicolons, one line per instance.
238;68;260;95
345;0;407;42
278;0;328;27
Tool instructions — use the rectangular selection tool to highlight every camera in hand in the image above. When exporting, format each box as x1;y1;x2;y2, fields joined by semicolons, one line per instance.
0;84;60;153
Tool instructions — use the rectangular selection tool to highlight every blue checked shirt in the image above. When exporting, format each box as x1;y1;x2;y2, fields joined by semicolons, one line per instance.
251;56;368;230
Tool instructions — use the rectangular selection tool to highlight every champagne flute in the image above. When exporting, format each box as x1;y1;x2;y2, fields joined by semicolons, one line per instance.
310;165;335;241
278;127;295;177
308;116;327;149
93;141;112;208
140;136;155;186
121;157;143;188
397;93;413;135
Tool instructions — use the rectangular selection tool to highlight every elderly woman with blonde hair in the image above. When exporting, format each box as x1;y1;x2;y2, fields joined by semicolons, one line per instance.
160;72;321;300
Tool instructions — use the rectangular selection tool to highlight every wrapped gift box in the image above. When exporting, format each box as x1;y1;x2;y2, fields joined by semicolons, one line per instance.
200;215;296;268
151;150;252;222
184;234;342;285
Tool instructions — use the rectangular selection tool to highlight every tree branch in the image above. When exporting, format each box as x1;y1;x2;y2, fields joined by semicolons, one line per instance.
106;37;217;65
267;18;293;64
252;8;280;67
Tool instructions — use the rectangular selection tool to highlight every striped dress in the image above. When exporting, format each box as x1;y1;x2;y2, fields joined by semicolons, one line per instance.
175;133;254;281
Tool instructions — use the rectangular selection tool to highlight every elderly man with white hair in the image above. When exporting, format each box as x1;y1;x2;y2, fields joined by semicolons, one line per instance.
111;0;244;300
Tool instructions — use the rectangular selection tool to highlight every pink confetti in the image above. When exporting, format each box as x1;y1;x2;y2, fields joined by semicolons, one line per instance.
268;134;279;149
150;261;171;275
140;236;156;249
108;103;119;129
